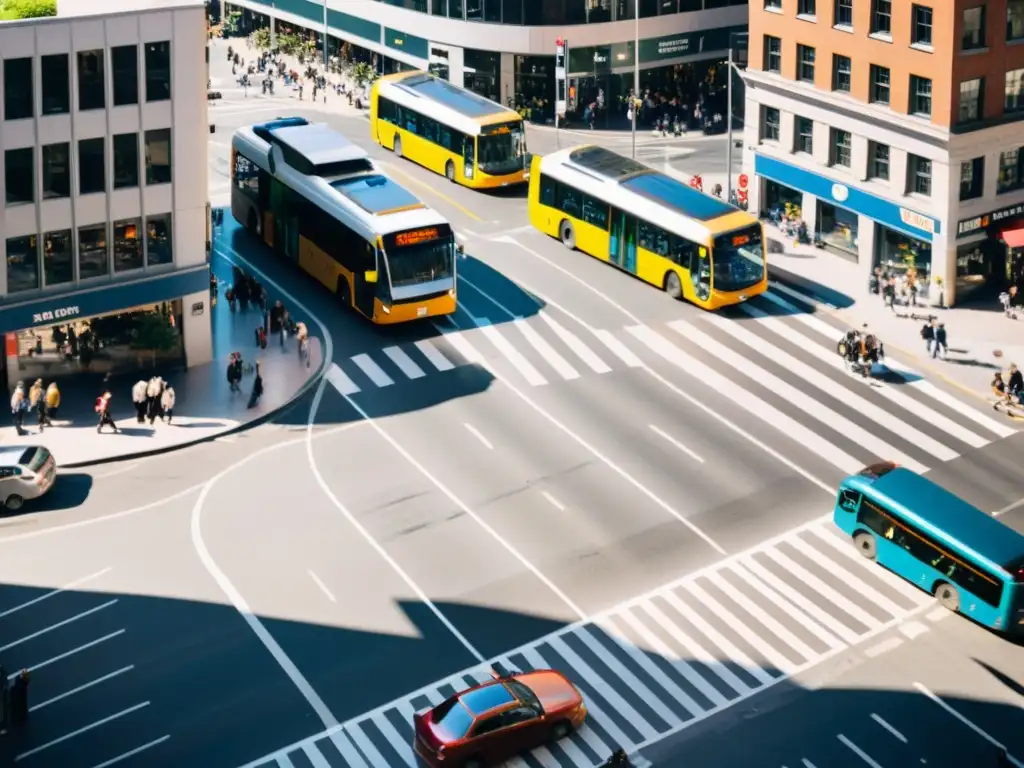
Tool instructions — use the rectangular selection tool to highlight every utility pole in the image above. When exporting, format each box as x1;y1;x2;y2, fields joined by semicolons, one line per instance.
632;9;639;159
725;31;748;202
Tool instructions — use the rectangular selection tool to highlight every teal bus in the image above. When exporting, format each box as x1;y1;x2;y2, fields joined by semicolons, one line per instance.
833;462;1024;634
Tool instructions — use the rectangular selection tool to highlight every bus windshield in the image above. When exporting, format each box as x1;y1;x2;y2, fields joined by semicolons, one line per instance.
712;225;765;292
477;123;526;176
385;236;454;287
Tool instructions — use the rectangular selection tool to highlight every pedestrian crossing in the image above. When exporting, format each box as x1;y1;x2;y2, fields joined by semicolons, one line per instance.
241;518;935;768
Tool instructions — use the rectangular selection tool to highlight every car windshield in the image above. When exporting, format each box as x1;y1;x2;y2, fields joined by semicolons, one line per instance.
712;225;765;293
385;237;454;288
477;125;526;176
505;679;543;714
432;699;474;742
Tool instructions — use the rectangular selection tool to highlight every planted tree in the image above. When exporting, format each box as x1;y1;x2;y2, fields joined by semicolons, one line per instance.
351;62;378;88
131;313;180;368
251;27;271;51
0;0;57;19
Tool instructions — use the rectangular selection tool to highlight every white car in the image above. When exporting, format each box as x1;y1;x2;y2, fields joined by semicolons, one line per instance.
0;446;56;511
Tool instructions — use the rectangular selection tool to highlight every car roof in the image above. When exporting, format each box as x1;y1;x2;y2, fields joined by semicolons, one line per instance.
459;682;516;716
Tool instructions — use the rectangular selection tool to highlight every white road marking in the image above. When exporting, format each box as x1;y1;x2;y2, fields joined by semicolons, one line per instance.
515;318;580;380
914;682;1024;766
541;491;565;511
414;339;455;371
86;735;170;768
864;637;903;658
92;462;141;479
329;730;369;768
0;600;118;653
593;329;644;367
280;755;296;768
16;702;150;761
440;328;487;365
927;607;951;622
307;570;337;603
537;311;612;373
11;630;125;679
802;760;819;768
0;567;112;618
351;353;395;387
480;324;548;386
346;721;390;767
649;424;704;463
303;742;331;767
993;495;1024;517
325;364;361;395
871;713;908;743
382;346;426;379
837;734;884;767
899;620;928;639
31;666;134;712
463;422;494;450
371;711;417;767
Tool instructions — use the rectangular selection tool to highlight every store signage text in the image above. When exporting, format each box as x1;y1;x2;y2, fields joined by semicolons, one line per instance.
900;208;936;234
32;305;80;324
957;202;1024;237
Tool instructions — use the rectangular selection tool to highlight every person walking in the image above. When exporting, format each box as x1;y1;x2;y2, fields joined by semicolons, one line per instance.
95;391;117;433
247;360;264;409
30;379;51;431
146;376;163;423
933;322;948;360
10;382;27;436
45;382;60;421
160;385;176;424
227;353;243;392
921;317;936;355
295;321;310;368
131;379;148;423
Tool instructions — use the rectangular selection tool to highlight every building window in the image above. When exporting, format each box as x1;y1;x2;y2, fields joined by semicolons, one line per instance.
958;78;984;122
765;0;781;9
146;214;173;266
912;5;933;45
112;45;139;107
869;142;890;180
960;157;984;200
1007;68;1024;112
870;65;891;104
834;0;853;27
41;55;70;115
4;148;33;205
910;75;932;116
3;58;33;120
114;219;143;272
908;154;932;195
998;148;1023;193
830;129;852;167
77;50;105;111
963;6;986;50
763;36;782;73
144;129;171;184
145;41;171;102
1011;0;1024;41
78;137;105;195
798;0;816;15
761;106;781;141
6;235;39;293
833;55;852;92
795;116;814;153
42;143;71;199
797;45;816;83
113;133;139;189
43;229;73;287
871;0;892;35
79;224;110;279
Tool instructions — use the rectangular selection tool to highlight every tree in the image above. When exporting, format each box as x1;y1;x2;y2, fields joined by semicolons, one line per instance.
251;27;271;51
276;32;302;56
131;313;180;368
351;62;378;88
0;0;56;19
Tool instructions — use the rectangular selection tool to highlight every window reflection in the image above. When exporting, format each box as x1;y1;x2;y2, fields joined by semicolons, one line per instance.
42;143;71;199
43;229;73;287
6;235;39;293
113;218;143;272
146;213;173;266
144;129;172;185
78;224;110;280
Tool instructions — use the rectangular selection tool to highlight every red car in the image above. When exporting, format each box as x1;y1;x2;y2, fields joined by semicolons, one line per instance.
413;668;587;767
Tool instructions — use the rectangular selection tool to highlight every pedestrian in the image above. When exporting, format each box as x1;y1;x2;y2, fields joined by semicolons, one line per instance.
247;360;264;409
296;321;310;367
280;307;291;347
95;391;117;433
10;670;29;725
269;300;284;337
10;381;27;436
921;317;935;355
146;376;163;423
255;323;267;349
933;322;948;360
160;385;176;424
32;380;51;431
45;382;60;421
131;379;148;423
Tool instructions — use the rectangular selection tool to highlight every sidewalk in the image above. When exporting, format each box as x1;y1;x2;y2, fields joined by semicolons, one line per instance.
0;239;323;468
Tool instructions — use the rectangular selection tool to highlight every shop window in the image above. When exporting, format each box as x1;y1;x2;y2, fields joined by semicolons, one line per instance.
1006;68;1024;112
763;36;782;74
43;229;73;287
145;42;171;102
1011;0;1024;41
912;5;933;46
42;143;71;200
958;78;983;123
818;202;858;253
798;0;816;16
587;0;612;22
879;227;932;291
4;148;34;205
959;157;984;200
77;50;105;111
869;142;890;181
870;0;891;35
956;242;989;298
449;0;463;17
79;223;110;279
145;129;172;185
794;116;814;154
910;75;932;116
962;6;986;50
146;213;173;266
78;138;106;196
41;55;70;115
834;0;852;28
869;65;890;105
907;154;932;196
113;133;140;189
997;148;1023;193
832;55;851;93
3;58;33;120
112;45;139;107
113;219;142;272
503;0;523;22
797;45;815;83
765;0;781;10
6;235;39;293
830;128;851;168
761;106;780;141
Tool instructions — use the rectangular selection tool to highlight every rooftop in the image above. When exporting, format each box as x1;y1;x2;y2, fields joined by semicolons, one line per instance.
0;0;201;23
398;72;507;119
269;122;369;167
330;174;424;215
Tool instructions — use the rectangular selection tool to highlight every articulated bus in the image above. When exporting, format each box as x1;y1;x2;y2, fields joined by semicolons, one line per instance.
528;146;767;310
370;71;528;189
231;117;457;324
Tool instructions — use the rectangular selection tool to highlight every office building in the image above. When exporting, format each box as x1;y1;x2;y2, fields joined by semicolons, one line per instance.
743;0;1024;305
0;0;212;391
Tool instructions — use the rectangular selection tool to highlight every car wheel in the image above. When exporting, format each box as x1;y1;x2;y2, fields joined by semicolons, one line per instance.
394;135;403;158
853;532;876;560
664;271;683;299
550;720;572;741
4;494;24;511
935;582;960;612
446;160;456;182
560;220;575;249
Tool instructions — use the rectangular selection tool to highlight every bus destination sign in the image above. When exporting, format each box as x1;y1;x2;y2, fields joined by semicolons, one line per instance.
396;227;440;247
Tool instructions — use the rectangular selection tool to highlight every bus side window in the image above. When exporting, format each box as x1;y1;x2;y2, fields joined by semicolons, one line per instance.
379;97;394;123
837;489;861;513
558;185;581;217
670;236;696;269
404;106;419;135
581;194;609;230
539;175;556;208
421;115;439;144
638;220;670;256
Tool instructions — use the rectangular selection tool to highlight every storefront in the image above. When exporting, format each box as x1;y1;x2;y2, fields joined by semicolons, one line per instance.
0;267;210;393
955;201;1024;299
763;180;802;212
464;48;501;103
817;201;859;257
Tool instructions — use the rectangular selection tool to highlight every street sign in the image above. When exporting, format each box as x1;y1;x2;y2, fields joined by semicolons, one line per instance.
738;173;748;190
555;38;568;117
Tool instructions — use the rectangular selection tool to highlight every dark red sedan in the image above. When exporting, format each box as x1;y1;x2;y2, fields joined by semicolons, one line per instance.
413;668;587;767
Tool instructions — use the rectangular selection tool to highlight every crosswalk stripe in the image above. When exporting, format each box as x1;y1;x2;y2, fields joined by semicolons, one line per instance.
515;319;580;380
351;354;394;387
668;319;928;474
481;324;549;385
440;329;487;364
327;729;368;768
382;346;426;379
326;363;361;395
414;339;455;371
302;743;330;768
737;303;975;456
538;311;612;373
371;711;415;767
347;722;389;768
279;754;295;768
592;329;644;367
575;723;611;761
627;325;862;473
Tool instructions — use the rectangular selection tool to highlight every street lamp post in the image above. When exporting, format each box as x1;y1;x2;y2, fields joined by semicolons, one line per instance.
725;31;747;202
632;8;639;159
322;0;328;68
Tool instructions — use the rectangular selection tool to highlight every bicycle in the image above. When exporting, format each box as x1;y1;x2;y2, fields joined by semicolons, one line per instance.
990;389;1024;419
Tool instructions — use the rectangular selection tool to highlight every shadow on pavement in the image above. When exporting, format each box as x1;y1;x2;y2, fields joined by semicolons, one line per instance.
764;261;855;310
0;473;94;517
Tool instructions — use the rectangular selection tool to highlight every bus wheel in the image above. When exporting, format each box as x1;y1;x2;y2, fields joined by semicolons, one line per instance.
445;160;455;182
394;136;403;158
935;582;960;612
559;220;575;250
247;208;257;233
853;532;877;560
336;275;351;307
664;271;683;299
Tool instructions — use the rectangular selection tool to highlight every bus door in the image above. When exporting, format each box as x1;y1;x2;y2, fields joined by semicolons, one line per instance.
354;240;379;317
609;208;637;273
692;245;711;302
463;137;475;181
269;179;299;262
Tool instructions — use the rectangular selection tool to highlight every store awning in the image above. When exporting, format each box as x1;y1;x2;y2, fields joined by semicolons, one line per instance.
1003;228;1024;249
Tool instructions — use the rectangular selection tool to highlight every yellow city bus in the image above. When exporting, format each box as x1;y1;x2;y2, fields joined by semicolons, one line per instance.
528;146;767;310
231;117;456;324
370;71;528;189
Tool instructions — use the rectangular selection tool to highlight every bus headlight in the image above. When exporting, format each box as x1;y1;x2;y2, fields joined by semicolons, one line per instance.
380;303;391;314
448;288;456;298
